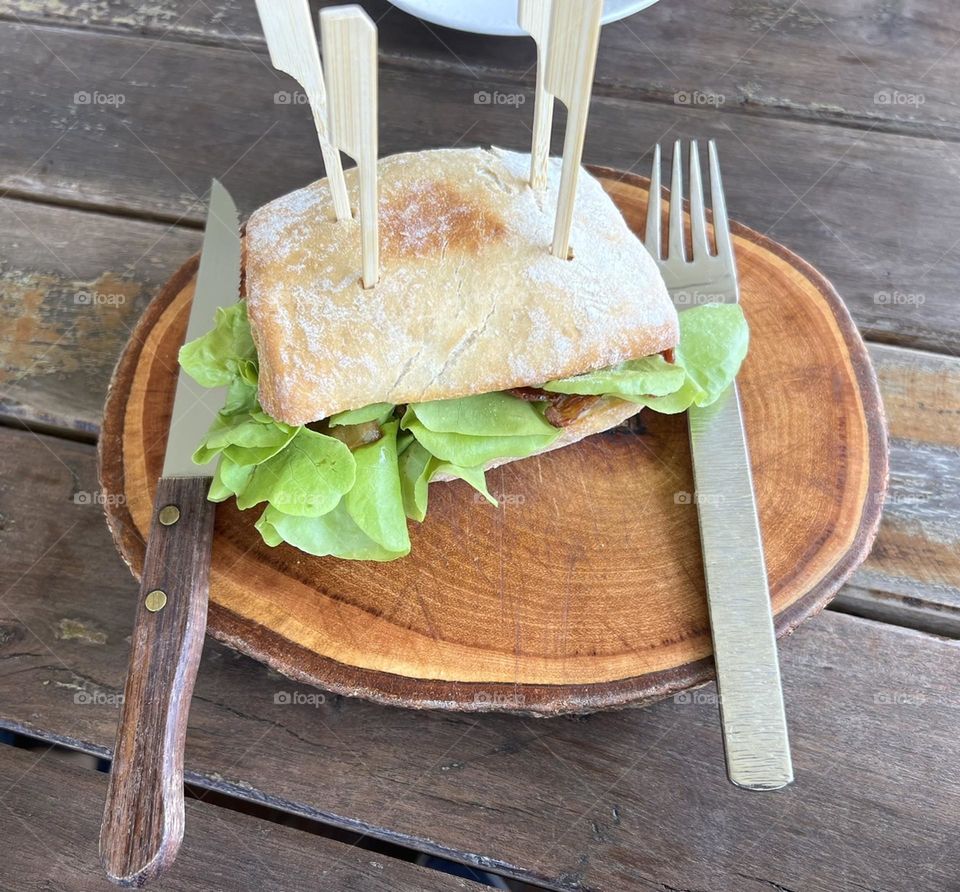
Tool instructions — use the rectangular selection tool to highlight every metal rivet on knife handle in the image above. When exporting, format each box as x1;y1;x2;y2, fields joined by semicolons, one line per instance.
144;590;167;613
158;505;180;526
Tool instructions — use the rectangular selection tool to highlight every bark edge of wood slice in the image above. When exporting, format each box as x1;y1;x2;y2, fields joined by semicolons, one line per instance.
98;167;888;717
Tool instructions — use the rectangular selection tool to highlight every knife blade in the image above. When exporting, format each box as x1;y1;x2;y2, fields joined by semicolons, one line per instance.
100;180;241;886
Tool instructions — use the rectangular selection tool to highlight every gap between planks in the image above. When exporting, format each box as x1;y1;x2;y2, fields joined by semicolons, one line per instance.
0;609;957;891
0;720;556;891
0;185;208;230
0;730;503;891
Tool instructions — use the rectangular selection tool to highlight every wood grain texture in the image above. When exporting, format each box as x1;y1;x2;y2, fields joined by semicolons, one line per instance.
101;476;215;887
5;0;958;137
0;432;956;890
834;343;960;635
0;3;955;887
95;171;887;714
1;21;958;353
0;197;200;435
2;206;956;648
0;743;484;892
1;210;955;639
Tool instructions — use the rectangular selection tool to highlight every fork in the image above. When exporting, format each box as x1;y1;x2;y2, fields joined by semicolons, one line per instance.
644;139;793;791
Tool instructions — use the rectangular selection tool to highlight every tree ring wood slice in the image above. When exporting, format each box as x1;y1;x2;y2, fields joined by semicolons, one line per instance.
98;168;888;716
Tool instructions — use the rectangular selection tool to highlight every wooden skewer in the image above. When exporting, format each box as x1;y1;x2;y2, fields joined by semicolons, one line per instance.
543;0;604;259
518;0;555;191
321;5;379;289
255;0;351;222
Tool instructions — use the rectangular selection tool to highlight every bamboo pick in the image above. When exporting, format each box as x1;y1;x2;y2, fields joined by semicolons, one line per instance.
543;0;603;259
320;5;379;289
255;0;351;222
518;0;555;190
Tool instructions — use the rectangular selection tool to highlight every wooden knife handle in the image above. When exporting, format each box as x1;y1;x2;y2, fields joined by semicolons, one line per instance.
100;476;216;887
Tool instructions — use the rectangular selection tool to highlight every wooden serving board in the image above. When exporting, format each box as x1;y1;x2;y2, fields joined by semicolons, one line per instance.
98;169;887;716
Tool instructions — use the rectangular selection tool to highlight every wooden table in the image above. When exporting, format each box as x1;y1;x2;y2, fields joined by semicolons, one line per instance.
0;2;958;889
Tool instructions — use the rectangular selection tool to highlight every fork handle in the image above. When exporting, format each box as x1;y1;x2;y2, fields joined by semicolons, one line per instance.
688;383;793;790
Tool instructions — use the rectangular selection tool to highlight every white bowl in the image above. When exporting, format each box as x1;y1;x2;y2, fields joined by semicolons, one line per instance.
386;0;660;37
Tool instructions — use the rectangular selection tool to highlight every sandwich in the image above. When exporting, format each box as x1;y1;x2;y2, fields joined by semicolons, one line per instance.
179;146;749;561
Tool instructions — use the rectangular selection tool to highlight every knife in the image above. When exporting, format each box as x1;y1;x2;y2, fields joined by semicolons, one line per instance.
100;180;240;886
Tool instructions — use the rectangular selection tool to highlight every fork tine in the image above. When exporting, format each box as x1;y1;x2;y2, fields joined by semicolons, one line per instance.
668;139;686;262
688;140;710;259
644;143;662;259
708;140;734;266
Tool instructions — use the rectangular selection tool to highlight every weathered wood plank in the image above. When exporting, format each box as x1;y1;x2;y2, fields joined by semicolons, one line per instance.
1;22;957;352
832;343;960;635
0;197;200;435
3;0;958;136
1;426;958;892
836;583;960;639
0;741;485;891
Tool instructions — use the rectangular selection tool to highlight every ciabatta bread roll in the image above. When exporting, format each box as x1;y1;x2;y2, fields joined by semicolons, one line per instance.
244;146;677;427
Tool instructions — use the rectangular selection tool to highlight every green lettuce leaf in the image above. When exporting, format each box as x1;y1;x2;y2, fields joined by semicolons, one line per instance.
398;441;432;521
256;502;408;561
238;359;259;385
673;302;750;405
328;402;395;427
193;412;298;466
639;304;749;413
397;430;415;455
209;457;254;502
179;302;256;388
411;392;557;437
222;377;259;416
636;377;705;414
236;427;356;517
402;415;558;467
543;354;685;400
343;421;410;552
255;510;285;547
542;303;749;414
399;441;496;522
401;394;560;467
